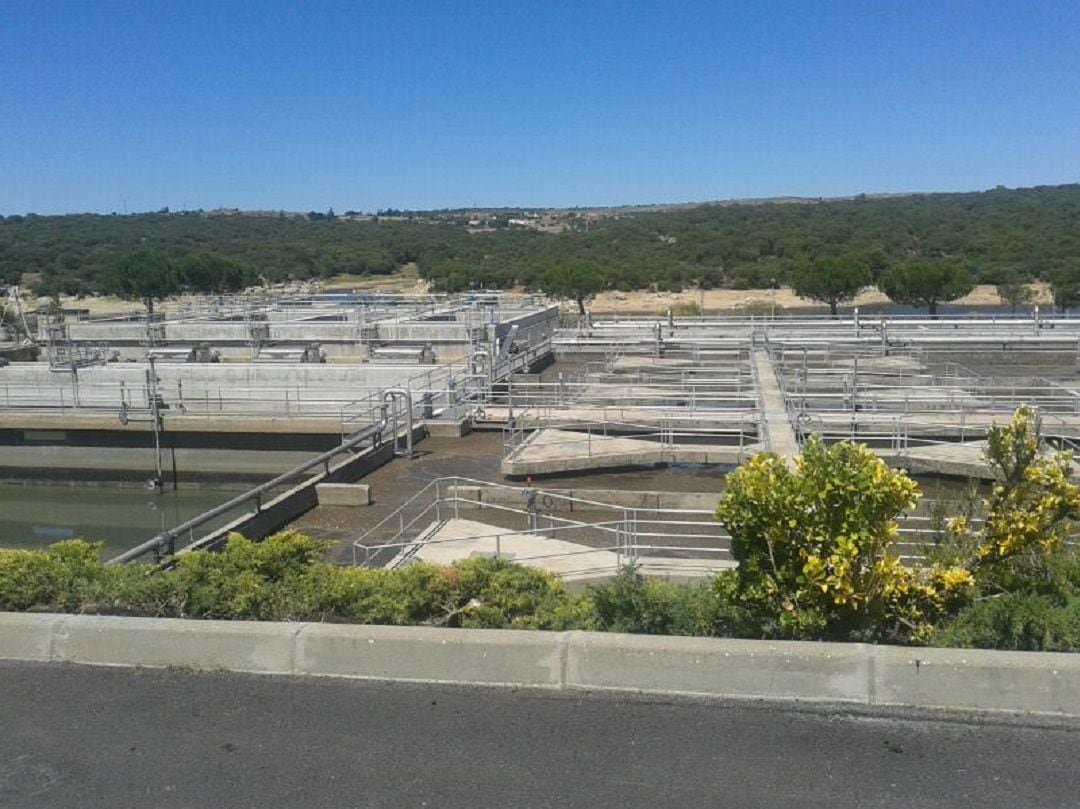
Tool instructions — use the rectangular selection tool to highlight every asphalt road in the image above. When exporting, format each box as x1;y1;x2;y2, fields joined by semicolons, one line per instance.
2;661;1079;808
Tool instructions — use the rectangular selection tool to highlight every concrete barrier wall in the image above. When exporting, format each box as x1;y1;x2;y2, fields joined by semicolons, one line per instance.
447;485;718;512
63;321;475;346
3;613;1080;717
0;363;462;415
494;305;560;343
0;363;431;390
187;433;406;551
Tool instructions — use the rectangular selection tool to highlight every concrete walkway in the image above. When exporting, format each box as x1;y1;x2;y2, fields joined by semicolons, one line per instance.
753;348;801;461
808;410;1080;439
392;517;732;584
475;404;756;431
501;428;752;475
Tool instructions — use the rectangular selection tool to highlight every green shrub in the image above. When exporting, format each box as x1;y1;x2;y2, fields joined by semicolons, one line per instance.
588;567;752;637
933;593;1080;652
933;544;1080;652
0;540;116;612
0;533;595;629
669;301;702;317
449;557;598;630
4;520;1077;652
171;531;332;620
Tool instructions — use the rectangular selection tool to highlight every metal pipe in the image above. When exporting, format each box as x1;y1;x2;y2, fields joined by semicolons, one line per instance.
383;387;414;458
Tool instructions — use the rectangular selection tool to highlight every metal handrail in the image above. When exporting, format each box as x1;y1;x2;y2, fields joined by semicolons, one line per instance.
348;475;1003;576
107;407;392;565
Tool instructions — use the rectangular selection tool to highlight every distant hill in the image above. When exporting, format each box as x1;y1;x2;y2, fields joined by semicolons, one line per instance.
2;183;1078;294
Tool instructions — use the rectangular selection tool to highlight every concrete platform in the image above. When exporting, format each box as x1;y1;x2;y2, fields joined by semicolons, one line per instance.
446;484;721;512
880;441;992;479
315;483;371;506
0;410;347;434
577;384;702;406
809;410;1080;440
880;440;1080;481
474;405;758;432
831;355;927;374
852;387;981;408
392;517;732;584
500;428;751;476
609;356;698;371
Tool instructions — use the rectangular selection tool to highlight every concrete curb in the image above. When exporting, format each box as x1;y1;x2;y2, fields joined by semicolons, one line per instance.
2;613;1079;717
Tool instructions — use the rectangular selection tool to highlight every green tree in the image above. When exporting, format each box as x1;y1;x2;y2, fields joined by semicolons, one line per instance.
101;249;179;314
791;258;871;316
178;253;255;294
31;275;64;309
541;261;605;315
715;437;973;642
879;262;975;316
1050;262;1080;313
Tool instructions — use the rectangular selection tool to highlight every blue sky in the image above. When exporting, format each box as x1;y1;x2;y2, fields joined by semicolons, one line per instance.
2;0;1078;214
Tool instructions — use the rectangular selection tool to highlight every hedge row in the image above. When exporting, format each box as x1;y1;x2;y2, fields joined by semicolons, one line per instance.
1;532;1078;651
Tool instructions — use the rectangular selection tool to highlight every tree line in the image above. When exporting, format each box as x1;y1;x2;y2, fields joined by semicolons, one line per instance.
2;184;1079;309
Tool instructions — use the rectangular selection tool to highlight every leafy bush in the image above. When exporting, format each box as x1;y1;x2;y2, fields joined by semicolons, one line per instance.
715;436;973;642
0;532;595;629
0;540;117;612
929;409;1080;652
933;591;1080;653
588;567;758;637
944;406;1080;591
669;301;702;317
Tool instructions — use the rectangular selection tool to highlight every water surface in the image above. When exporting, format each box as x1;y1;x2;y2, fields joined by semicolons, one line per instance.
0;483;239;559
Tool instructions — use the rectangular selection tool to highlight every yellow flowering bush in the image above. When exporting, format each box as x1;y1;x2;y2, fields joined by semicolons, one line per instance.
716;436;973;641
946;406;1080;586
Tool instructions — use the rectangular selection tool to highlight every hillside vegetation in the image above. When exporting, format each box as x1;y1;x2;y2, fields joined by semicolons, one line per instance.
2;184;1079;295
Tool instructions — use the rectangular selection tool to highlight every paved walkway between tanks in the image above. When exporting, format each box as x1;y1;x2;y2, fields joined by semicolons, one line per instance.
753;348;801;460
501;428;748;475
2;661;1079;809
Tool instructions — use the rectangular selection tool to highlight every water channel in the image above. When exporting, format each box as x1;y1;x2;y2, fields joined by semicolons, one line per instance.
0;483;240;559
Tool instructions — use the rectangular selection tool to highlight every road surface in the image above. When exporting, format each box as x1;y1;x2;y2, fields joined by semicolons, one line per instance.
1;660;1078;808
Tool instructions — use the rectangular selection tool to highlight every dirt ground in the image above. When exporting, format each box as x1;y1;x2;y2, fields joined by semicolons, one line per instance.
582;283;1053;316
20;264;432;318
20;251;1051;320
32;281;1050;320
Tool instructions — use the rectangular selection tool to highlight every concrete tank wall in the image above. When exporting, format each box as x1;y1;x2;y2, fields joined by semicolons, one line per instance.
0;362;454;410
65;318;475;346
495;305;560;343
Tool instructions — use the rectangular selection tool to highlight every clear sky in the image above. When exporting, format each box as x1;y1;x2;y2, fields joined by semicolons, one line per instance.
2;0;1079;214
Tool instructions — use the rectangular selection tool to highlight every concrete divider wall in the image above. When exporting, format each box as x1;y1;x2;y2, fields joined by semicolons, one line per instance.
3;613;1080;717
446;485;719;512
186;430;411;552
